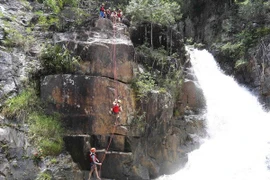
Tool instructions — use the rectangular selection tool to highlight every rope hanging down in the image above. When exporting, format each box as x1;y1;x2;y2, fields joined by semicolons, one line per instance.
99;17;121;177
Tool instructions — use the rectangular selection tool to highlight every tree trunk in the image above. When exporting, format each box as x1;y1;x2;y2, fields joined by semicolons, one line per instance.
170;25;173;55
166;26;169;55
145;25;147;43
151;22;153;50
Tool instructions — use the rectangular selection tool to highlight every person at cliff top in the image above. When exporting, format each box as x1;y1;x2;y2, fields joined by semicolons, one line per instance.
88;147;102;180
109;99;122;123
110;9;117;22
117;9;123;22
106;8;111;19
100;3;105;18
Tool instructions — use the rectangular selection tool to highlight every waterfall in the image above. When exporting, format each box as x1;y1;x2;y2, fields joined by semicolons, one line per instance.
158;48;270;180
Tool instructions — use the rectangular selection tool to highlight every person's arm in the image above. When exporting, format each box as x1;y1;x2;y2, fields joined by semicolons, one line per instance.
92;155;102;165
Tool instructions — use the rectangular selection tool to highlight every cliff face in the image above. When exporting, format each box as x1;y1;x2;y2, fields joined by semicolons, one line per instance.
39;18;206;179
0;0;211;179
234;36;270;109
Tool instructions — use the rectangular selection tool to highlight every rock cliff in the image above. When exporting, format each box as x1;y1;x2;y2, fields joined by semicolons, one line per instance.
39;18;206;179
0;0;217;179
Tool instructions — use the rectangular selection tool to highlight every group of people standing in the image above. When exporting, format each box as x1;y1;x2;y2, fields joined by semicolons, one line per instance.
99;3;123;22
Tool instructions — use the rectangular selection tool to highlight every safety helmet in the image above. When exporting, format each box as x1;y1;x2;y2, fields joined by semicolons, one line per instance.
90;148;96;153
117;100;121;103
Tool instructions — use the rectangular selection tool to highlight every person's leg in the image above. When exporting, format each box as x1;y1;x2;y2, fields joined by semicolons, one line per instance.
88;168;94;180
95;168;101;180
100;11;104;18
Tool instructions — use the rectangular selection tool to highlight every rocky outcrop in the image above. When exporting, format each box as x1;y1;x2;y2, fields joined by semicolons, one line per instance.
0;0;209;179
0;117;83;180
0;0;85;179
41;74;135;136
233;36;270;109
40;18;207;179
181;0;233;44
0;118;39;180
178;80;206;114
41;18;139;179
54;19;135;83
133;90;206;178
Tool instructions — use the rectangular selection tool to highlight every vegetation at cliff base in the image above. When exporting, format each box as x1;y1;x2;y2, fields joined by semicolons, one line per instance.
1;88;64;156
28;112;63;155
36;171;52;180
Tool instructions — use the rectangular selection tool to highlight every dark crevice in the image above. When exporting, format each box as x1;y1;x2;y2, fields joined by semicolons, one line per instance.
99;75;129;84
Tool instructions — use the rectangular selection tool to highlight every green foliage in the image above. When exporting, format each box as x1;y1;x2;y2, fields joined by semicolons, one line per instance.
36;172;52;180
218;26;270;69
2;88;39;121
136;44;168;71
34;11;60;31
235;0;249;5
39;139;63;155
0;11;4;17
134;44;183;99
58;7;89;28
126;0;181;25
28;112;64;156
237;27;270;48
2;20;36;52
150;0;181;25
19;0;32;10
44;0;61;13
235;58;248;69
1;87;64;156
39;44;81;74
39;0;78;13
2;21;25;47
220;42;244;58
50;158;58;164
133;72;156;99
238;0;269;20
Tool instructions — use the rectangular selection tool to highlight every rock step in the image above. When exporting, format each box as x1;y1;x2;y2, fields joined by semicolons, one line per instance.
96;149;132;155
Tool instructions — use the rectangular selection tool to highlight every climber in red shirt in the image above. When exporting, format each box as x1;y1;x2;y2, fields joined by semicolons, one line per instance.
109;99;122;124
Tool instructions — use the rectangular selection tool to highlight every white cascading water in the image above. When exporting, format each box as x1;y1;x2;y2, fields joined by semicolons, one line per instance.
158;48;270;180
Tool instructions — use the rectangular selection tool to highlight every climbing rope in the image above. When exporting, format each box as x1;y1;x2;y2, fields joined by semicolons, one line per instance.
98;16;121;178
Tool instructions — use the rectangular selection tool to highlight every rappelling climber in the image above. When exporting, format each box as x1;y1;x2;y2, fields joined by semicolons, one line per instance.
109;99;122;124
88;147;102;180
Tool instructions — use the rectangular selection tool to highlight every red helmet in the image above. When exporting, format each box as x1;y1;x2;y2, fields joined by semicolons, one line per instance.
90;148;96;153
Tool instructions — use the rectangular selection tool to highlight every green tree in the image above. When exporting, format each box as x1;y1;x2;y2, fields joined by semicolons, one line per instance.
127;0;181;49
